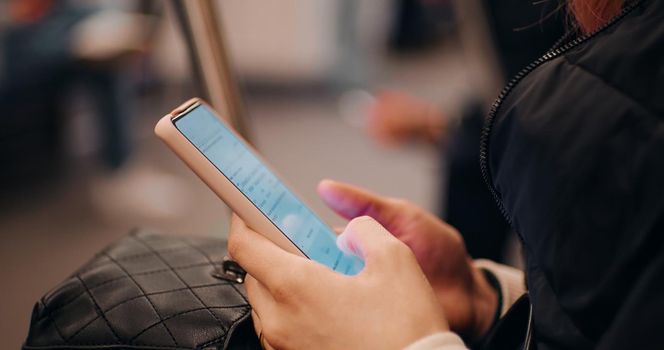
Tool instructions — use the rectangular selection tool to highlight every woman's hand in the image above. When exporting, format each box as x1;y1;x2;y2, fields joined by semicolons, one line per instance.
228;215;448;350
318;180;497;340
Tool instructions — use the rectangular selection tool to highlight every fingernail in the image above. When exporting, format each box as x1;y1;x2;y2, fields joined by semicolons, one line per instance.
318;180;339;199
337;229;361;257
336;233;351;255
319;178;336;189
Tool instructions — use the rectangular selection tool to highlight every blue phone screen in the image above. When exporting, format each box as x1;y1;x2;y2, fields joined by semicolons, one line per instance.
174;104;365;275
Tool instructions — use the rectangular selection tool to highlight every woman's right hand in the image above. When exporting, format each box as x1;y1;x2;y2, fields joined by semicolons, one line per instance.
318;179;498;341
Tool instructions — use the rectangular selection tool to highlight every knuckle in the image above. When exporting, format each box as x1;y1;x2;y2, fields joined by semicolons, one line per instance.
389;198;422;222
389;198;412;210
386;237;411;257
270;264;311;301
348;215;373;226
271;278;296;302
406;208;425;224
227;235;242;259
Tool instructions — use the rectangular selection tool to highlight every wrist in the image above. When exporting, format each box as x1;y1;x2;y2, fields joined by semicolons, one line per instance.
468;264;499;341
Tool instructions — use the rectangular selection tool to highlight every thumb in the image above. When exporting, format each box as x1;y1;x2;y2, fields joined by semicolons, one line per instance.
317;179;394;221
337;216;402;267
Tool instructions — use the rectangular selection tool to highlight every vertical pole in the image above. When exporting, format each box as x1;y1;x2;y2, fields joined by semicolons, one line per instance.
170;0;251;141
170;1;251;238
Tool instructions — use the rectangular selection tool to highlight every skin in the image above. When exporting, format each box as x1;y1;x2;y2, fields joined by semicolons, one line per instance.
317;180;497;340
367;91;447;146
228;180;497;349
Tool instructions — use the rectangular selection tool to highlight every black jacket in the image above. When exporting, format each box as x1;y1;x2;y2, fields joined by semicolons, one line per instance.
481;0;664;349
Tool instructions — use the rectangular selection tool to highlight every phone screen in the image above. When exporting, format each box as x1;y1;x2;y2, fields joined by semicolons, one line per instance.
174;104;365;275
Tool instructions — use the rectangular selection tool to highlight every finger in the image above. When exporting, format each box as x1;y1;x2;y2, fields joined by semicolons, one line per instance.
336;216;403;268
261;335;277;350
251;310;277;350
333;226;345;235
250;309;262;338
317;179;395;221
228;214;306;287
246;276;279;350
245;275;276;319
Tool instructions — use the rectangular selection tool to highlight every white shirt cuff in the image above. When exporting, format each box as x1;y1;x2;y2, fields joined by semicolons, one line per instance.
404;260;525;350
473;259;526;316
403;332;468;350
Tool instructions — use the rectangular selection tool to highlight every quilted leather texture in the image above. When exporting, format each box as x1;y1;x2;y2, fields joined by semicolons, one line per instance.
23;230;261;350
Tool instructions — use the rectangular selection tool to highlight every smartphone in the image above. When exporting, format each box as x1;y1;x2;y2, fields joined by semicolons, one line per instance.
155;98;365;275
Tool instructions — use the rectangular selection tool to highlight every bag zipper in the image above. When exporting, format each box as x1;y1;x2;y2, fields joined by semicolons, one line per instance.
478;0;645;233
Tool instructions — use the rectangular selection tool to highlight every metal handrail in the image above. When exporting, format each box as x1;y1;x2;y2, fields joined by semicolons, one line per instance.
170;0;251;141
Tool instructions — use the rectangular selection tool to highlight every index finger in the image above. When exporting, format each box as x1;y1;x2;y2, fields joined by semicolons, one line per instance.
228;214;307;288
317;179;391;220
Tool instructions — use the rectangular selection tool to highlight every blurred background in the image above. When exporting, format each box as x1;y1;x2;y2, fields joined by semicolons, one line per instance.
0;0;566;347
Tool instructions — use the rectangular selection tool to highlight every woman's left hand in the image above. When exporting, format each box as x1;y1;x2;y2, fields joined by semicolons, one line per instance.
228;215;449;350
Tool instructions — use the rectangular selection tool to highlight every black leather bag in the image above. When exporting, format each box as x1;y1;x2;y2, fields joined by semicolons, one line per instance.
23;230;262;350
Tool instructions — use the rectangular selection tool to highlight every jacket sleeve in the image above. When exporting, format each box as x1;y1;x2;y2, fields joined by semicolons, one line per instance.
595;232;664;349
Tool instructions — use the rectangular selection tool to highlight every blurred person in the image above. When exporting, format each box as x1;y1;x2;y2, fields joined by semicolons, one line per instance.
0;0;183;220
388;0;456;52
368;0;565;262
229;0;664;349
0;0;154;184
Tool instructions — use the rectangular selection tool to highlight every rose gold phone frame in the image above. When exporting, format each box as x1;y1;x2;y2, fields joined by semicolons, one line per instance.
155;97;306;259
